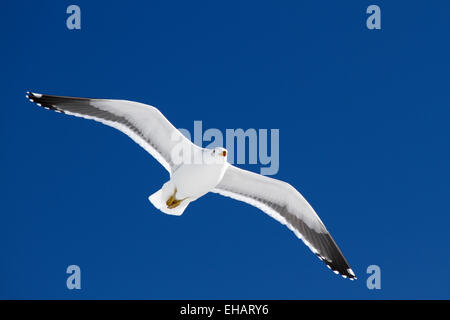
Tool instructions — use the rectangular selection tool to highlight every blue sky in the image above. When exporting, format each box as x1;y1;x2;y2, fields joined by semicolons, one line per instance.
0;0;449;299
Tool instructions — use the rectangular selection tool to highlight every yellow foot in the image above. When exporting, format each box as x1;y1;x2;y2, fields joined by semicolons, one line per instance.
166;188;178;206
165;188;187;209
167;199;183;209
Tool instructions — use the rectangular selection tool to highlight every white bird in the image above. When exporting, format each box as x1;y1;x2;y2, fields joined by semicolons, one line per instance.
26;92;356;280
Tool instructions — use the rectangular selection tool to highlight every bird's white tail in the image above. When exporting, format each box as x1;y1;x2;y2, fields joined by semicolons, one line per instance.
148;184;191;216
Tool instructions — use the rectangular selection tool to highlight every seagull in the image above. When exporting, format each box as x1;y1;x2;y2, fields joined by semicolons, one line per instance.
26;92;356;280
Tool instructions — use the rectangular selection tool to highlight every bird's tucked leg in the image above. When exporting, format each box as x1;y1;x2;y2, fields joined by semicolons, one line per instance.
166;188;177;207
167;198;183;209
165;188;186;209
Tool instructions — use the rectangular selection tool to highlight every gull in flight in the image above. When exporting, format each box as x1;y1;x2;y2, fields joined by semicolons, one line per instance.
26;92;356;280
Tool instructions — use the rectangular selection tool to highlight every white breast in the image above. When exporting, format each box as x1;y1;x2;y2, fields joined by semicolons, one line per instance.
172;162;228;200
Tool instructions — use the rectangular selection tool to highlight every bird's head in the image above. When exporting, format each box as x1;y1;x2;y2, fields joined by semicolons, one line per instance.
210;147;228;161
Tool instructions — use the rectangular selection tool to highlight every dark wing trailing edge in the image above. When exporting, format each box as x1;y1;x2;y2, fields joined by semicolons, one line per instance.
26;91;200;173
213;165;356;280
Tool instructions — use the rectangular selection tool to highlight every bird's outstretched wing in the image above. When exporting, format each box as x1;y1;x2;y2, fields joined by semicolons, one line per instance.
212;165;356;279
26;92;200;174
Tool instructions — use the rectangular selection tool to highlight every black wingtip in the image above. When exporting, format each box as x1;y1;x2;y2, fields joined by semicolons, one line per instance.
26;91;65;114
26;91;39;105
344;268;357;280
315;252;357;280
337;267;357;281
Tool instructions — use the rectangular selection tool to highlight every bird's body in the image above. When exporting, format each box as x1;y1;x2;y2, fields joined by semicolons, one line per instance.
172;158;229;200
26;91;356;280
150;149;229;215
